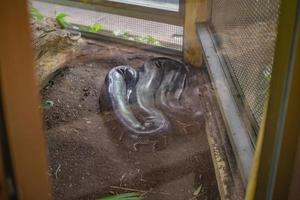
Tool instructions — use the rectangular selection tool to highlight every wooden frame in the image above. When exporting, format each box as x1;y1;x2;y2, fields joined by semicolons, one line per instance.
36;0;184;26
0;145;8;199
0;101;17;199
183;0;207;67
4;0;300;199
288;133;300;199
246;0;300;199
0;0;51;199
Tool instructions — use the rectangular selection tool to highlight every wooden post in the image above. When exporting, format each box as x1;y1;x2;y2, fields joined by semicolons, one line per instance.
183;0;208;67
0;147;8;200
0;0;52;199
245;0;300;199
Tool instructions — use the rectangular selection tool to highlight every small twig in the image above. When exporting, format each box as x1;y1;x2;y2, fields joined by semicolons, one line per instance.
54;164;61;179
175;119;194;128
110;186;147;194
110;186;170;195
163;135;168;146
140;191;148;197
182;127;188;134
119;173;126;184
118;132;125;141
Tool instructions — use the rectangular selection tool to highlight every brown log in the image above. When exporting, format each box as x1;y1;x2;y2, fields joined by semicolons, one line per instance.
31;18;85;88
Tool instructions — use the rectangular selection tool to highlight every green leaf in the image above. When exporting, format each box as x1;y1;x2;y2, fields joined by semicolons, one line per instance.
30;7;44;20
113;30;129;38
193;184;202;196
97;192;142;200
134;36;144;42
43;100;54;110
55;13;70;29
141;35;160;45
263;64;272;81
88;23;103;33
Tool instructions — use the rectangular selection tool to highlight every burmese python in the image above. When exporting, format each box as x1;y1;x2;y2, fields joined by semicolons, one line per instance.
100;57;196;137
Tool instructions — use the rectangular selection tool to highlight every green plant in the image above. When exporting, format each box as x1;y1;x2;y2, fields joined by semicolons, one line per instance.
263;64;272;81
97;192;142;200
112;30;160;46
30;7;44;20
113;30;130;38
142;35;160;45
133;36;144;43
55;13;70;29
43;100;54;110
88;23;103;33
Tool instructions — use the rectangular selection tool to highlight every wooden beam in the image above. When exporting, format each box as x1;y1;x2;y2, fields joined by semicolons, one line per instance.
178;0;185;17
288;136;300;199
0;0;51;199
245;104;268;200
246;0;300;199
271;9;300;198
183;0;207;67
0;146;8;200
0;98;15;200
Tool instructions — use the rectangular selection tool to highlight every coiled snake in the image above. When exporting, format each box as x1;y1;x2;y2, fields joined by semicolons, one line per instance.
100;57;204;140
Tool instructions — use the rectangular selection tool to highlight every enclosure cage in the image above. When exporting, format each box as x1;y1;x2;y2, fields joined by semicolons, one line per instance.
29;0;281;198
31;0;280;135
0;0;293;199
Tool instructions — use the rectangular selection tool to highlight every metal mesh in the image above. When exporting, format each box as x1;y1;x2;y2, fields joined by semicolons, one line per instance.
108;0;179;11
32;1;183;50
209;0;280;127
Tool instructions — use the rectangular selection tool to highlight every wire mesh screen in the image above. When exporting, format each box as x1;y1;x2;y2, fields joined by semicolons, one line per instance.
209;0;280;129
108;0;179;11
32;1;183;50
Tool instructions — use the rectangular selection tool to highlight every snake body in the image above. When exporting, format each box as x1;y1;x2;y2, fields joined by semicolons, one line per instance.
100;57;190;136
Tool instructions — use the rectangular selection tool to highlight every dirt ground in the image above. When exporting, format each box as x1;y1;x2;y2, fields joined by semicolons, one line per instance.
41;40;220;200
